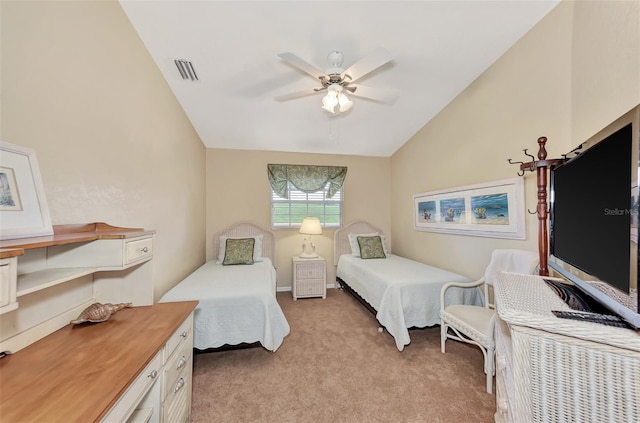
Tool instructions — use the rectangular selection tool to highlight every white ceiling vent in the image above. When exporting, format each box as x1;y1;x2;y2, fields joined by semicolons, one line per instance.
174;59;198;81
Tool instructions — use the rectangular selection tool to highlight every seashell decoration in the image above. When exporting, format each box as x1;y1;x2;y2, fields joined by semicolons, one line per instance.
70;302;132;324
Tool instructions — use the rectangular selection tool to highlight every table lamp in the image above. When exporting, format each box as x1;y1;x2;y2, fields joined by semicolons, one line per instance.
299;217;322;258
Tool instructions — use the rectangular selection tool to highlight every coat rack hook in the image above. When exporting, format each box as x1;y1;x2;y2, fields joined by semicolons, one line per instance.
507;136;567;276
507;158;526;176
523;149;535;162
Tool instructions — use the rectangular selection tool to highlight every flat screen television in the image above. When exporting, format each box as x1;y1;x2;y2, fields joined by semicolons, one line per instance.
549;105;640;330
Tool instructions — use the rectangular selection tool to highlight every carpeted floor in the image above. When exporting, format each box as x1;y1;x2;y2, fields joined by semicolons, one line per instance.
191;288;496;422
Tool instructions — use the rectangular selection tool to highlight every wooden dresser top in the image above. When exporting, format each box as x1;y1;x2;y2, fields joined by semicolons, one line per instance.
0;300;198;422
0;222;155;251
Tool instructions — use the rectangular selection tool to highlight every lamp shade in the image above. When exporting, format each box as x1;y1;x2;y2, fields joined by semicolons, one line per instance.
337;92;353;112
321;90;338;114
299;217;322;235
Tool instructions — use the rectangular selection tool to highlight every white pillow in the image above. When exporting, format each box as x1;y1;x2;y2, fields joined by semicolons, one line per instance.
217;234;263;263
347;232;388;257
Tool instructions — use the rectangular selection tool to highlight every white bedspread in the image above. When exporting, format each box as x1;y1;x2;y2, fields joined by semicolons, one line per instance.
160;259;290;351
337;254;482;351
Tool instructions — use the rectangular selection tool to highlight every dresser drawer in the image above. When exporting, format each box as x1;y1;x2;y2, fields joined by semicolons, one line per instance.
164;313;193;361
163;335;193;400
162;363;192;423
0;263;10;308
102;350;162;423
0;257;18;314
125;237;154;266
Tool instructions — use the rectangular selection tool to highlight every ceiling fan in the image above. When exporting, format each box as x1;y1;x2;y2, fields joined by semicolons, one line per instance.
274;46;396;114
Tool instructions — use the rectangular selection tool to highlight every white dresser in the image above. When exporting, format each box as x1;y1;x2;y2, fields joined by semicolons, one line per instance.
292;256;326;300
0;301;197;423
494;272;640;423
0;223;197;422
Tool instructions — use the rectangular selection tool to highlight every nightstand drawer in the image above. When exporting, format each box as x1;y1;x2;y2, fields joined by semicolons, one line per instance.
295;262;324;279
297;279;325;296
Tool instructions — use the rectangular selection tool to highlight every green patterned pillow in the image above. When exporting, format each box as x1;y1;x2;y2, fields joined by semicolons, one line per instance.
357;236;386;259
222;238;255;265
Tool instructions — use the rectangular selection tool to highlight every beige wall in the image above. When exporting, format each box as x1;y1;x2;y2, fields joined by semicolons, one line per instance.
390;0;640;281
1;0;207;300
206;149;390;288
3;0;637;298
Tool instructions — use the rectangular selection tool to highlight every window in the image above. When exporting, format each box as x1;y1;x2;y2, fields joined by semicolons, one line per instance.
271;182;343;229
267;164;347;229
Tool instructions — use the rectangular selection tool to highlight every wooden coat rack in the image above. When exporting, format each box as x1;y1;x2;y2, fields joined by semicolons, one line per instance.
508;137;566;276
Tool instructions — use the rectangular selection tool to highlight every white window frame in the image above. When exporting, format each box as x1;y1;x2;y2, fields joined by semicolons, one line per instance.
271;181;343;229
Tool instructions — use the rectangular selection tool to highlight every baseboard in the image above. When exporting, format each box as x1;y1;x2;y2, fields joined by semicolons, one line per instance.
276;283;337;293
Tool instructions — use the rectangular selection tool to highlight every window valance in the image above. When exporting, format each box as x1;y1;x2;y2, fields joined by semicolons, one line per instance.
267;164;347;199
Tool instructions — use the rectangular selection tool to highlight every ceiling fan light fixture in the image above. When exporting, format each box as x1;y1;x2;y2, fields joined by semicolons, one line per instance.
321;90;338;113
277;47;393;114
322;83;351;114
337;92;353;112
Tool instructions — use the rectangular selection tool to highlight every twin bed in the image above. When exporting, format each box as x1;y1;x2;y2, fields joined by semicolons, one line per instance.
334;221;482;351
160;220;481;353
160;222;290;352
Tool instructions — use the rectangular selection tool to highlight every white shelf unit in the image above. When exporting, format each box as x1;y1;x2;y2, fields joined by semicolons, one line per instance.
494;272;640;423
16;267;99;297
0;251;21;314
0;223;155;354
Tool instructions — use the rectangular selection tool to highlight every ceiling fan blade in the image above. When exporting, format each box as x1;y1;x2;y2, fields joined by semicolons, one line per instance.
278;52;326;80
349;84;398;104
343;46;392;82
274;88;324;102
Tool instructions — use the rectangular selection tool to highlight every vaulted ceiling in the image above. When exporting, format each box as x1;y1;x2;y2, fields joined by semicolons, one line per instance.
120;0;559;157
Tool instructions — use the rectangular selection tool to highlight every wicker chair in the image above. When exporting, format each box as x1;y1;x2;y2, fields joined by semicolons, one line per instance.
439;249;539;394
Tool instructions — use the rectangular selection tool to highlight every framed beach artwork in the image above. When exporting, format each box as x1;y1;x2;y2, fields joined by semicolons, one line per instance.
0;141;53;240
414;177;525;239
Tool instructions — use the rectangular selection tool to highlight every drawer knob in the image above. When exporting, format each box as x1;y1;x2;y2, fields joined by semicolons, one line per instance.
148;369;158;379
176;355;188;370
180;331;188;338
141;247;149;253
174;377;185;393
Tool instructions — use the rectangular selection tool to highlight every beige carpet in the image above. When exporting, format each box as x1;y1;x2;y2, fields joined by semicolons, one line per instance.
191;288;496;423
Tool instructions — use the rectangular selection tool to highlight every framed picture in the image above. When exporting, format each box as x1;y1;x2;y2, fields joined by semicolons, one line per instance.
414;177;525;239
0;141;53;240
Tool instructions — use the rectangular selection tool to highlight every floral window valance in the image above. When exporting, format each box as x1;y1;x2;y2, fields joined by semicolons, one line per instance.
267;164;347;199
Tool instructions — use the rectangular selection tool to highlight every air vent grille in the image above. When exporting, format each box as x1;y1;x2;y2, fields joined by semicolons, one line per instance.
174;59;198;81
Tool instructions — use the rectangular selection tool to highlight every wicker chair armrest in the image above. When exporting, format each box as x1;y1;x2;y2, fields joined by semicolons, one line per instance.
440;277;485;310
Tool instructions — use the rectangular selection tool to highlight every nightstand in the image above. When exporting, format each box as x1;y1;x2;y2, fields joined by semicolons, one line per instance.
292;256;326;300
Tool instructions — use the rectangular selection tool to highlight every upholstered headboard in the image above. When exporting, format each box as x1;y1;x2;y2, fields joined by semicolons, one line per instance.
333;221;385;264
212;221;277;266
